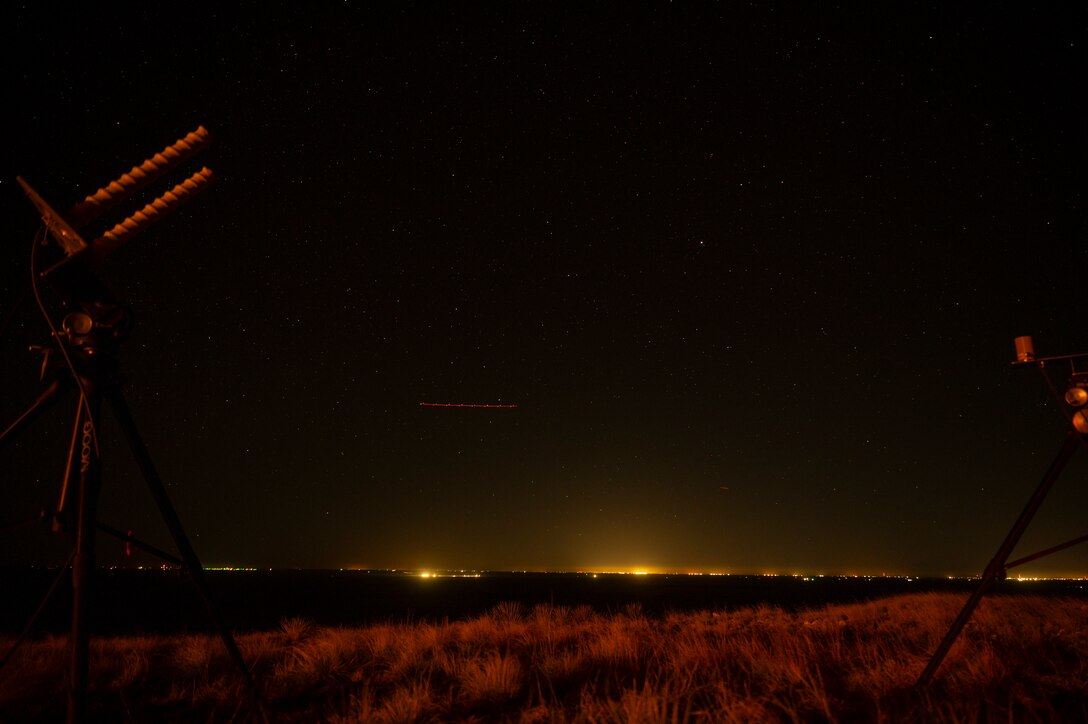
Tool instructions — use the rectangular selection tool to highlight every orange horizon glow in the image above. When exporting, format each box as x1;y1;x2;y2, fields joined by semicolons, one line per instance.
330;565;1088;581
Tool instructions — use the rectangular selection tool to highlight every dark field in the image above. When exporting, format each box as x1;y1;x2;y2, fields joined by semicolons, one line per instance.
3;568;1086;635
3;590;1088;722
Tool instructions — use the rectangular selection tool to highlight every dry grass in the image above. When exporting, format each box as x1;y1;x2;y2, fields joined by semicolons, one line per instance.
1;593;1086;722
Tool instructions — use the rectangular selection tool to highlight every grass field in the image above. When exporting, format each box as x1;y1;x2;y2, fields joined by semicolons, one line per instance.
1;592;1086;722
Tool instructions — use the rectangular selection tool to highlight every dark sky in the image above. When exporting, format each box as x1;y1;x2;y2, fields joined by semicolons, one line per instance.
2;3;1086;576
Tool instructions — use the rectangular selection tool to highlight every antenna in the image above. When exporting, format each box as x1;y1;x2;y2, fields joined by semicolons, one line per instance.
67;126;212;228
2;127;257;722
91;166;214;255
17;126;216;283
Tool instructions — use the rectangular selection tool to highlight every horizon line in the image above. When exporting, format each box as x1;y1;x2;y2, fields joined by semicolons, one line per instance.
176;566;1088;581
8;565;1086;580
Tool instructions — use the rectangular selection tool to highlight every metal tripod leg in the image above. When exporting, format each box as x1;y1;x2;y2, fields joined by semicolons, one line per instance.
54;396;85;533
0;376;98;723
104;387;257;695
915;428;1083;687
0;550;75;675
68;380;101;724
0;378;63;448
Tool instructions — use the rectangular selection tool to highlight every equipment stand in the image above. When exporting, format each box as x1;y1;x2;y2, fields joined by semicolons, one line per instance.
916;427;1085;687
5;125;256;722
0;321;256;723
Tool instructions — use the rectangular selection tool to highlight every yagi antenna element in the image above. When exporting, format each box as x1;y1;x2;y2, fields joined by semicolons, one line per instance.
17;126;214;261
68;126;211;227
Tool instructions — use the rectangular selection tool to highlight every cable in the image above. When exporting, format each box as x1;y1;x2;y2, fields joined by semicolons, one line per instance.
28;227;99;457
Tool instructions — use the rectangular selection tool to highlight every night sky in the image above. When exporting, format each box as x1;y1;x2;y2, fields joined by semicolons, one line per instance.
2;3;1086;576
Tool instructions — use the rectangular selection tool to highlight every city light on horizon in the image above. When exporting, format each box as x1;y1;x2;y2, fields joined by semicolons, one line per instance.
219;564;1088;582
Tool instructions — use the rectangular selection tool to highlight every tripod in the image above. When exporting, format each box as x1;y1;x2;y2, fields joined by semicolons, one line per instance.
916;339;1088;687
0;302;256;722
3;126;258;722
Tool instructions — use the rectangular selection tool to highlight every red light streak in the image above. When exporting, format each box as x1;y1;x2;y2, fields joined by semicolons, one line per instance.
419;402;518;409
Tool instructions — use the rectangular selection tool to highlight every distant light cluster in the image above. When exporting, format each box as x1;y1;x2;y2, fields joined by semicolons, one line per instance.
417;570;482;578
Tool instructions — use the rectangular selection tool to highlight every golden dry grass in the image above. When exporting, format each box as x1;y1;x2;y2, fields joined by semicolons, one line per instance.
1;593;1086;722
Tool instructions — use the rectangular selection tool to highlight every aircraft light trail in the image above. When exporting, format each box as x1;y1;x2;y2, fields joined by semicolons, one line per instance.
419;402;519;409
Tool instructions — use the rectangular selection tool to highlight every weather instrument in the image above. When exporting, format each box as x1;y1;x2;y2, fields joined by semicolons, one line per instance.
0;127;255;722
916;336;1088;687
